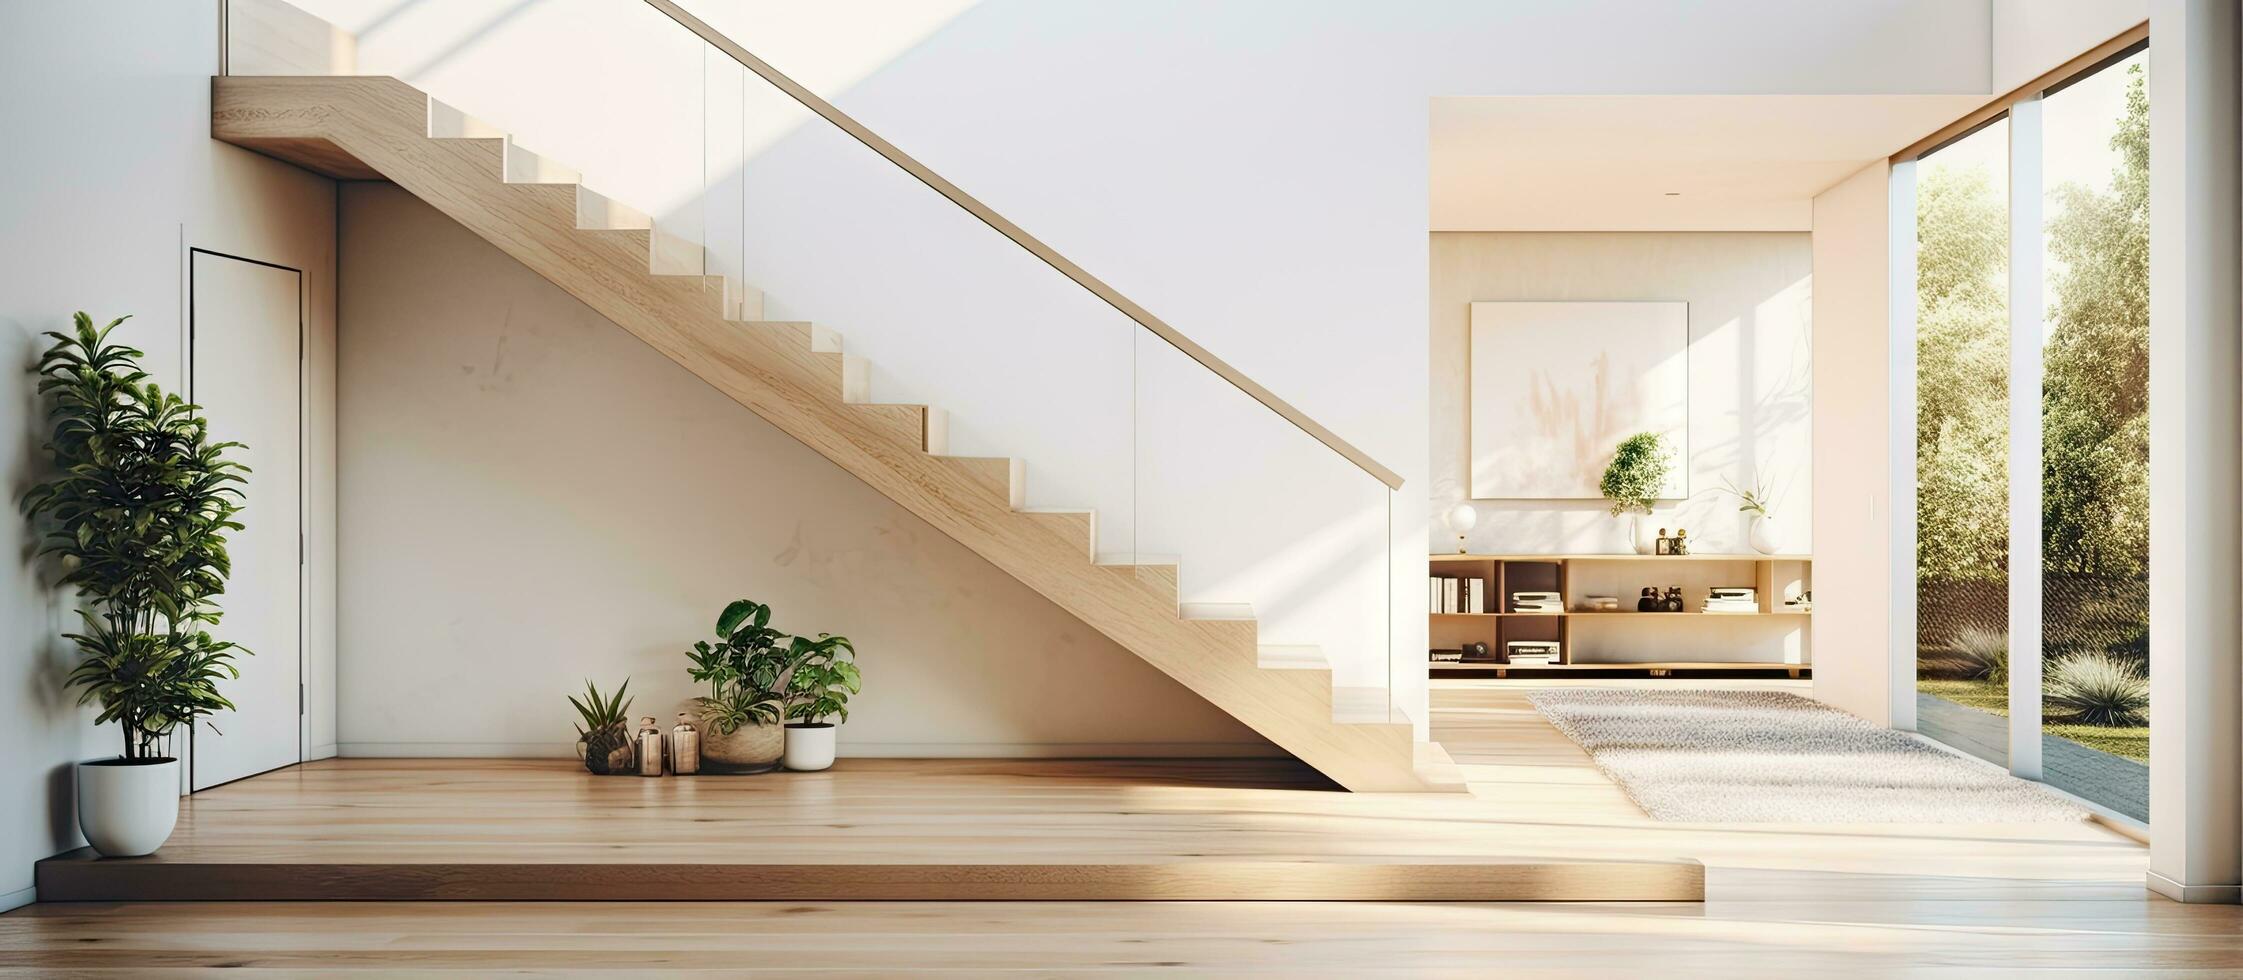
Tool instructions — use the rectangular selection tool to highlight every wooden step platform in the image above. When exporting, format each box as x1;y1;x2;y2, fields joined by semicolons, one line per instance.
35;758;1699;903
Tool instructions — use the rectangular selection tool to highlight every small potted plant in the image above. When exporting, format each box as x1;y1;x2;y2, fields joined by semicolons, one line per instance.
781;633;859;771
1600;432;1670;554
22;314;250;857
568;678;636;775
1723;475;1783;554
685;599;789;774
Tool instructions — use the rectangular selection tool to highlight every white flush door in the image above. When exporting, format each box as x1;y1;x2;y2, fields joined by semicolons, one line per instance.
188;250;304;790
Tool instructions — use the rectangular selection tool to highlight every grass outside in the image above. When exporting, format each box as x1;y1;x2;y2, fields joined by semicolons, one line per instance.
1917;677;2148;763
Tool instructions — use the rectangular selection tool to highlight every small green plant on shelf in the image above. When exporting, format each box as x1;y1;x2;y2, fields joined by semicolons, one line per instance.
1721;475;1774;518
686;599;788;735
784;633;861;724
1600;432;1669;516
568;677;634;774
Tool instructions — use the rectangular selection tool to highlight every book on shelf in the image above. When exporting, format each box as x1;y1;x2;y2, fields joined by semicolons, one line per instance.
1505;641;1560;666
1430;648;1465;663
1703;587;1758;613
1429;577;1488;614
1510;590;1562;613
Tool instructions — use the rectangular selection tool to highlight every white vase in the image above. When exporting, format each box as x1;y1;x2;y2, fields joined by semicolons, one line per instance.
77;758;180;857
783;723;837;771
1627;514;1657;555
1749;515;1784;555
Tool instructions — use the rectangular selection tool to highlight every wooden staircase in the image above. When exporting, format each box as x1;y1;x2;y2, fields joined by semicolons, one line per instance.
212;74;1462;793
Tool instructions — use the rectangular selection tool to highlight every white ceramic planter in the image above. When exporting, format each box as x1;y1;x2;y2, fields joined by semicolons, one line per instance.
1749;515;1784;555
784;723;837;771
1627;514;1657;555
77;758;180;857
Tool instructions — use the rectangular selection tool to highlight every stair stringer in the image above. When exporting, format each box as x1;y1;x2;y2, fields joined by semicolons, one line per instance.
211;74;1449;792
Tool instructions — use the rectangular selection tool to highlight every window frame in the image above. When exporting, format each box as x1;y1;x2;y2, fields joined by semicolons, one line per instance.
1888;23;2149;805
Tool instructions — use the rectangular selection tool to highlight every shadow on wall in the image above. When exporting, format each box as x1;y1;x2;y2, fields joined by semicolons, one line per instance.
8;321;105;858
286;0;1411;710
626;20;1401;693
1429;233;1813;557
331;183;1274;756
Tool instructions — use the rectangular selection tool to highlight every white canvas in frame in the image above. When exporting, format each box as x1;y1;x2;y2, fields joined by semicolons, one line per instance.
1468;301;1689;499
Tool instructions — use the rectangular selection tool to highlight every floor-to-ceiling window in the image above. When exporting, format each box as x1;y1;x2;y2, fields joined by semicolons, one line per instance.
1913;117;2014;766
2037;49;2149;817
1907;38;2149;822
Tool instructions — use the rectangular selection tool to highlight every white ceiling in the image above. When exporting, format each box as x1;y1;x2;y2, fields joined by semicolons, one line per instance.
1430;95;1987;232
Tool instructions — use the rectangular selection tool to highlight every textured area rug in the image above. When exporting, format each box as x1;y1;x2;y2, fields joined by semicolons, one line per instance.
1528;689;2088;823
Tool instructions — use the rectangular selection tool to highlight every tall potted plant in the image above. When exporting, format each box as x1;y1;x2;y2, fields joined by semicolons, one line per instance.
781;632;859;772
22;314;250;856
1600;432;1670;555
684;599;789;774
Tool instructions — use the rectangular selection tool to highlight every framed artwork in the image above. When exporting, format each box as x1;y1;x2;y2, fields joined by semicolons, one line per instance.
1468;301;1689;500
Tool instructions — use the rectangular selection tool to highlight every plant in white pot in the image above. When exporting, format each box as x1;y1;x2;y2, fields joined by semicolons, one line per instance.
1599;432;1670;555
781;632;859;772
685;599;789;774
1723;476;1785;555
22;314;250;857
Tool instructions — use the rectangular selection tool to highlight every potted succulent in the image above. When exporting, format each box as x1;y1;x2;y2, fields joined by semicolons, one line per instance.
1600;432;1671;555
685;599;789;774
568;678;636;774
781;633;859;771
22;314;250;857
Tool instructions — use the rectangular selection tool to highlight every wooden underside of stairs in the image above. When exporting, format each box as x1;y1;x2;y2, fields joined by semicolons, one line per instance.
211;75;1458;792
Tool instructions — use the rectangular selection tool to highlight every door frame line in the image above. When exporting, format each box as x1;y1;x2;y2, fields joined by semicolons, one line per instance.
184;246;308;793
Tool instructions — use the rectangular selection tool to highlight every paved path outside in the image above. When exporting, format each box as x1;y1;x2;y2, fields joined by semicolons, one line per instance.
1916;692;2148;821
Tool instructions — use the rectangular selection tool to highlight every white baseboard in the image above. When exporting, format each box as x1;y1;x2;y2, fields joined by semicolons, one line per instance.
0;884;35;913
307;742;339;762
336;740;1283;759
339;741;574;758
2146;869;2243;904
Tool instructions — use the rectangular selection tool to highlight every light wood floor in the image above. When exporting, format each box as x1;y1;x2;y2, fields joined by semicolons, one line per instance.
5;682;2236;974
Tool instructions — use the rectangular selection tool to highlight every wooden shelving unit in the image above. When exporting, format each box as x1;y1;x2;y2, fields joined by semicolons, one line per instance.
1428;553;1812;678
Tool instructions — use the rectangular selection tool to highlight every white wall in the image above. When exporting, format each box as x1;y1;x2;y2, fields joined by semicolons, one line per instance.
276;0;1996;732
2145;0;2241;904
1991;0;2148;93
0;0;337;909
1429;233;1814;558
335;183;1272;758
1808;162;1898;725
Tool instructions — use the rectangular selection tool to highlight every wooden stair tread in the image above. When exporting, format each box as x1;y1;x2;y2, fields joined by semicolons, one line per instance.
1257;645;1328;670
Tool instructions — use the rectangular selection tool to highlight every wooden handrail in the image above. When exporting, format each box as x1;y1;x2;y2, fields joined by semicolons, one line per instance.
640;0;1404;490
